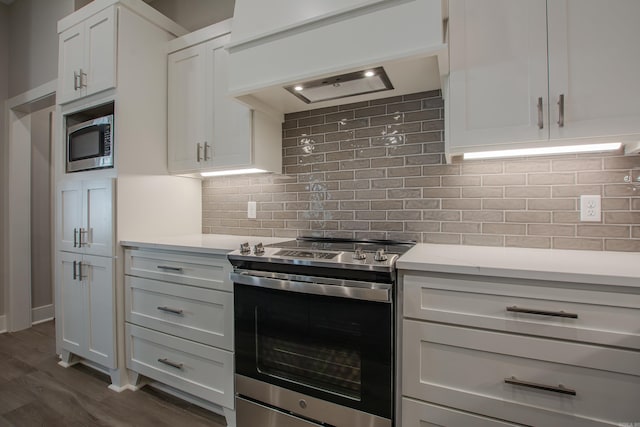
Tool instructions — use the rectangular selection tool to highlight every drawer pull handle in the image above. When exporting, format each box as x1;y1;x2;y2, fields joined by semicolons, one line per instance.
506;305;578;319
156;265;183;273
157;306;184;316
505;376;576;396
157;358;183;370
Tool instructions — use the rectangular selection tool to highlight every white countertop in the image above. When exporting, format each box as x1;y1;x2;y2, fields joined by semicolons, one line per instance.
397;244;640;287
121;234;290;256
121;235;639;287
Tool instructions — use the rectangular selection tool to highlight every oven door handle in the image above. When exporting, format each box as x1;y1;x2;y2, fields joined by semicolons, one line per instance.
230;272;391;303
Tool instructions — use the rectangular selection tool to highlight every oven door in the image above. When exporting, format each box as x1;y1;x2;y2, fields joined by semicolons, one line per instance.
234;274;393;421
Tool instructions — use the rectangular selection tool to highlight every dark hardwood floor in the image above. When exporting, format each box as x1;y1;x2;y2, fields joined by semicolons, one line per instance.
0;321;227;426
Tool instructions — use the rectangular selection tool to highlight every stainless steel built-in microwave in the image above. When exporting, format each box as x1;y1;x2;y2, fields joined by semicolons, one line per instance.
66;114;114;173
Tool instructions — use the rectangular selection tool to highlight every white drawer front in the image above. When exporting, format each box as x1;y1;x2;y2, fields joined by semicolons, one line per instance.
125;249;232;291
126;324;234;408
402;320;640;427
125;276;233;350
403;273;640;350
401;397;520;427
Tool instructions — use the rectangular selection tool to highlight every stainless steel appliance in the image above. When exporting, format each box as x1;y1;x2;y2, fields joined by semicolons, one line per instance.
228;237;415;427
66;114;114;173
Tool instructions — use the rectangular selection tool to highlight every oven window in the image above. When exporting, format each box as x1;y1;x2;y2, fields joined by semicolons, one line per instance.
256;306;362;400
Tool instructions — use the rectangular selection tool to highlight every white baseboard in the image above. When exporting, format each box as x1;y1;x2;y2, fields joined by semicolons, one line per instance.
32;304;55;325
0;314;6;333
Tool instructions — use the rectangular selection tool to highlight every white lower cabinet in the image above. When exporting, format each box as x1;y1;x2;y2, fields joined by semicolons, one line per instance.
57;251;115;369
124;247;235;424
402;398;520;427
400;271;640;427
126;323;234;408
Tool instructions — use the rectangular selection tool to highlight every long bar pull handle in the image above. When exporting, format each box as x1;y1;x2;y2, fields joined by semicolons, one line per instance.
204;141;211;162
156;265;183;273
157;306;184;316
505;376;576;396
537;97;544;129
158;358;183;370
80;69;87;89
506;305;578;319
78;228;87;247
196;143;203;162
557;94;565;127
73;228;78;247
73;71;80;90
73;261;77;280
77;261;83;281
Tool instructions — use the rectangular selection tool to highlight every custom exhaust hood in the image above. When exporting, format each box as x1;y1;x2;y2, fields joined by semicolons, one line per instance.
226;0;449;119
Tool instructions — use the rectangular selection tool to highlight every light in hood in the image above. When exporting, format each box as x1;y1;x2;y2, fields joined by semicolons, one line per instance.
284;67;394;104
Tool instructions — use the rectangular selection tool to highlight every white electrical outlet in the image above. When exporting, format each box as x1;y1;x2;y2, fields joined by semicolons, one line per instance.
580;195;601;222
248;201;257;219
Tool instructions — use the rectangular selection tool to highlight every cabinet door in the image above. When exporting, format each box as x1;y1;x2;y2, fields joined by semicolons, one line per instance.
58;251;85;357
84;255;115;368
448;0;548;153
209;41;253;169
548;0;640;140
58;22;85;104
168;45;207;173
57;181;83;253
83;179;114;257
84;6;117;98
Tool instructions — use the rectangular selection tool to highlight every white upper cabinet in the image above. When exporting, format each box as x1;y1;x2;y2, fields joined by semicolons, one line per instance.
168;44;208;172
169;36;251;173
448;0;548;151
57;179;114;257
58;6;116;104
547;0;640;141
448;0;640;156
167;20;281;175
210;44;253;169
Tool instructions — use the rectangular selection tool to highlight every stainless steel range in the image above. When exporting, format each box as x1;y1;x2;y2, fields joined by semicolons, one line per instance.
228;237;415;427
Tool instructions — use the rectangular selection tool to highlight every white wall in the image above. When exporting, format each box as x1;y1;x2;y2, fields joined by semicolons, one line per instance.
8;0;74;98
148;0;234;31
0;3;8;317
31;106;54;310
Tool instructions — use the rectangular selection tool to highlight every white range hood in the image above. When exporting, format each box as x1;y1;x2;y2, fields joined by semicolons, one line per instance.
226;0;448;119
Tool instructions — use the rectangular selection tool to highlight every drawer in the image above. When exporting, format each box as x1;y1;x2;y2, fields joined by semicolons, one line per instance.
125;276;233;350
402;272;640;350
237;397;319;427
401;397;520;427
126;324;234;408
125;249;232;291
402;320;640;427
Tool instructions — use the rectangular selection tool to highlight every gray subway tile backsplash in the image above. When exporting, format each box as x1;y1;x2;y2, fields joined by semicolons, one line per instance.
202;91;640;252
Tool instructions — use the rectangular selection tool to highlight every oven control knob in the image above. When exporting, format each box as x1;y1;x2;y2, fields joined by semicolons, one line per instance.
253;242;265;255
239;242;250;253
353;248;367;260
374;248;388;262
299;399;307;409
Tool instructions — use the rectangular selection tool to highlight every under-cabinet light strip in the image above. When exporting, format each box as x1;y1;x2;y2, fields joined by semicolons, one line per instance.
200;168;267;177
463;142;622;160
